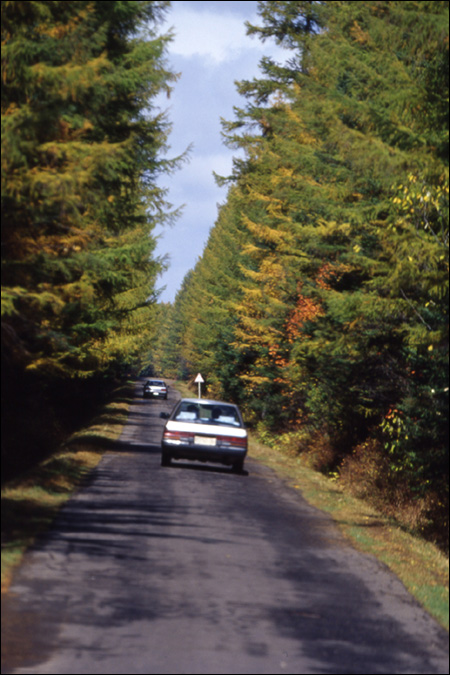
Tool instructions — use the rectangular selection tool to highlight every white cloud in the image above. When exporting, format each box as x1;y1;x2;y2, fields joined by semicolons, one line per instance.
169;7;261;64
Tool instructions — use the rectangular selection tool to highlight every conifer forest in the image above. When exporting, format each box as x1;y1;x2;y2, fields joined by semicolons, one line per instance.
2;2;449;549
2;1;179;472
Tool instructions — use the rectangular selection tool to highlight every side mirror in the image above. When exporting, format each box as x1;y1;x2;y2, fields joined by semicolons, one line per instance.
159;412;170;420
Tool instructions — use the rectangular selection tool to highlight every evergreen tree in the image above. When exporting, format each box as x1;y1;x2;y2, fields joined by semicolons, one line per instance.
162;1;448;544
1;0;177;378
1;0;179;476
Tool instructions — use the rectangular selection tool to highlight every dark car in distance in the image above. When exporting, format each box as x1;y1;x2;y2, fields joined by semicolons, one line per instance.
161;398;247;472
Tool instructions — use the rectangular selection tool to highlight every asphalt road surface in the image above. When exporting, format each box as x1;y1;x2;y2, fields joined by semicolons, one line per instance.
1;381;448;675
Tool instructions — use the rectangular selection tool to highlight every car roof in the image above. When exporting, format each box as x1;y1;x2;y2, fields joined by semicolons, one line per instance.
179;398;239;408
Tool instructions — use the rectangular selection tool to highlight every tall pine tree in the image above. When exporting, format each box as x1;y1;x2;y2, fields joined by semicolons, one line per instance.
1;0;179;475
2;0;177;378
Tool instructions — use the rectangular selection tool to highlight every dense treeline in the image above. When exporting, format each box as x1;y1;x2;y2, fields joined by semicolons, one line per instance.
1;0;177;477
154;1;449;548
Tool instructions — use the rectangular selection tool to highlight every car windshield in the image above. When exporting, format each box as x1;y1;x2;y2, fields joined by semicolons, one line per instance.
174;402;241;427
147;381;164;386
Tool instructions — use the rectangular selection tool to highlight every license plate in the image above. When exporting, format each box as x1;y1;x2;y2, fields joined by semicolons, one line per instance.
195;436;216;446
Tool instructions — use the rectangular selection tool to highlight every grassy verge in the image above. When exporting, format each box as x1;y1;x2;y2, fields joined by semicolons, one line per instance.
173;380;197;398
1;384;133;594
249;435;449;630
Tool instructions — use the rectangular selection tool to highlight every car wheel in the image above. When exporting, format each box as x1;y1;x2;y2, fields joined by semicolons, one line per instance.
161;451;171;467
232;459;244;473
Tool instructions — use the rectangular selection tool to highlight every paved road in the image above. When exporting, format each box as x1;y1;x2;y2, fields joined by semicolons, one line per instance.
1;381;448;674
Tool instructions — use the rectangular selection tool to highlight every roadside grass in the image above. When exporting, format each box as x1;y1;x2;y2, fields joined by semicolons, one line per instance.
1;384;134;594
249;435;449;630
174;380;197;398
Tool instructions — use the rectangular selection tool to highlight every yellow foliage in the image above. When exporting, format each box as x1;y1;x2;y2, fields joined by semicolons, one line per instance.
349;21;372;46
243;216;291;246
284;105;317;145
35;6;93;41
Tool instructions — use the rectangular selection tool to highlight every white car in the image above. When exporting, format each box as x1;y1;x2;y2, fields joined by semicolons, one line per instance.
161;398;247;472
143;379;168;399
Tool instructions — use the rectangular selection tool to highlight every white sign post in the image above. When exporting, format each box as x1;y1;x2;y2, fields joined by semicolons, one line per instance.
194;373;204;399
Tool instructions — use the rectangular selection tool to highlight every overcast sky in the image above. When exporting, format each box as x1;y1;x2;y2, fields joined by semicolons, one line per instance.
153;0;286;302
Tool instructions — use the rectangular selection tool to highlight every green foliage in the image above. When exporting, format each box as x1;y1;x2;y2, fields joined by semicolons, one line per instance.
158;0;448;547
1;0;178;379
1;1;180;475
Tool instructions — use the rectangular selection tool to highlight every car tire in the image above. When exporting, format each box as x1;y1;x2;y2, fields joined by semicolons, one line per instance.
232;459;244;473
161;451;171;467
